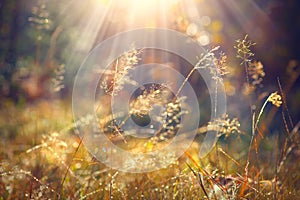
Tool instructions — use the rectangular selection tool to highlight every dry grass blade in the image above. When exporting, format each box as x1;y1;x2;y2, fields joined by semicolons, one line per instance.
60;138;83;194
186;162;210;200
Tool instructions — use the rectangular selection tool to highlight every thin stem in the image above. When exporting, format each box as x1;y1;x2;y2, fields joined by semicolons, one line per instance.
175;68;196;97
36;34;41;65
277;77;293;130
214;81;218;118
254;96;269;130
243;61;255;115
60;138;83;196
111;59;119;96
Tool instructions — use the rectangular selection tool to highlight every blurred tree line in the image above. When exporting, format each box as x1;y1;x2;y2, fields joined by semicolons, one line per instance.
0;0;80;101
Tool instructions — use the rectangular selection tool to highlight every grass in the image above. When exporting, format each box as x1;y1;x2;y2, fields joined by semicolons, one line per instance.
0;101;299;199
1;33;300;200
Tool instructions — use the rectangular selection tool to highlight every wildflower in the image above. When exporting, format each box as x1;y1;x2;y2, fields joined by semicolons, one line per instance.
255;91;282;129
213;52;229;76
52;64;65;92
234;35;256;65
100;46;141;96
160;97;188;134
28;2;51;30
208;114;241;138
268;92;282;107
242;83;255;95
195;46;228;82
130;85;168;117
248;61;265;86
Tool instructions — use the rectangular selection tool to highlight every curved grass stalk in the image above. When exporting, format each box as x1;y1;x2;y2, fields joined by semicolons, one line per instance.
254;92;282;130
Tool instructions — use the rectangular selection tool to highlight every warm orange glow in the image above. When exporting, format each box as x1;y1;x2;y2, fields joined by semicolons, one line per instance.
123;0;178;15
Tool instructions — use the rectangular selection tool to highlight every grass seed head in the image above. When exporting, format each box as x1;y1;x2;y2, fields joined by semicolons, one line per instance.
268;92;282;107
234;34;256;65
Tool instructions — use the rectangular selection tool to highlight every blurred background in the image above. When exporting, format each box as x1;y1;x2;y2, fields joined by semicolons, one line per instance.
0;0;299;125
1;1;300;198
